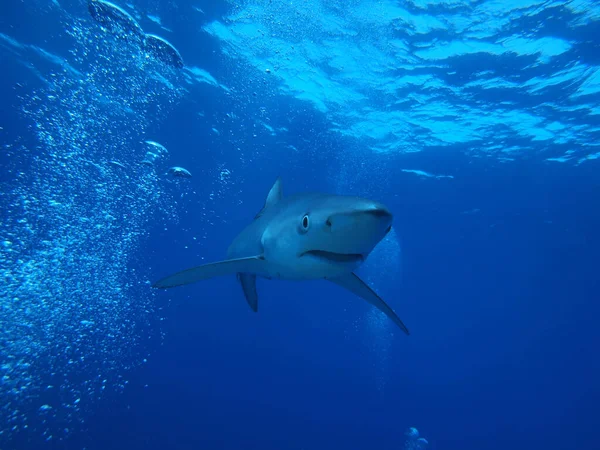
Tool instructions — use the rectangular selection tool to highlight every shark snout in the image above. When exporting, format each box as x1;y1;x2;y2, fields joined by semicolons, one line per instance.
327;202;392;229
365;204;393;236
321;200;393;257
353;201;393;230
363;203;393;221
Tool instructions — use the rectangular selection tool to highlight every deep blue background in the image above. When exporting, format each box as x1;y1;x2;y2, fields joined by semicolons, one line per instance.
1;1;600;449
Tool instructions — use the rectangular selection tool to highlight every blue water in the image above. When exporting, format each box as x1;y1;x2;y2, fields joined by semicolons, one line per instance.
1;0;599;449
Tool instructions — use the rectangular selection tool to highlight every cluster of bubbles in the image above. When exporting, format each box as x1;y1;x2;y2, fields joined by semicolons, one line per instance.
334;158;403;391
360;226;403;391
404;427;429;450
0;6;185;444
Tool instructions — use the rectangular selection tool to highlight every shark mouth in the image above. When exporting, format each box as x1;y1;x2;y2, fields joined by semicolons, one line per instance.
302;250;364;264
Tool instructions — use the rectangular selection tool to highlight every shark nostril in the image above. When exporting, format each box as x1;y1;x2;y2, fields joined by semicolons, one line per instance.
386;225;392;234
326;219;332;227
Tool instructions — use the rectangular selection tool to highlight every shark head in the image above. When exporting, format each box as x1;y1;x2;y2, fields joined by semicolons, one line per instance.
261;189;393;280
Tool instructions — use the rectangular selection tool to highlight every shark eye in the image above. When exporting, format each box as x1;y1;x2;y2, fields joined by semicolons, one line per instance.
300;214;310;232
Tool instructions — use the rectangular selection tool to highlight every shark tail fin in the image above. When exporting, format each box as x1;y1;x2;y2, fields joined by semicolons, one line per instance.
153;256;265;289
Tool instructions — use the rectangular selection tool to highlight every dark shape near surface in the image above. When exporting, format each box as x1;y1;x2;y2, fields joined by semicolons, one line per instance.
144;34;184;69
88;0;144;41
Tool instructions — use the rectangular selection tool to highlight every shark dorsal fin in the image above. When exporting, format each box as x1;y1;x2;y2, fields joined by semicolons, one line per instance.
255;177;283;219
265;177;283;207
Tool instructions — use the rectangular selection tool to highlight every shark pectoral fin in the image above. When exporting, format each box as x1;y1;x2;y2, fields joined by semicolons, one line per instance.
328;273;410;336
153;256;265;289
237;273;258;312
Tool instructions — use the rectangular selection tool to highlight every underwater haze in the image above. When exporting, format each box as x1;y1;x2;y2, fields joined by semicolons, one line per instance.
1;0;599;449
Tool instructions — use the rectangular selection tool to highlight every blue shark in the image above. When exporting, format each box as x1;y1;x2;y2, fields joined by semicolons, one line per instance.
153;178;409;335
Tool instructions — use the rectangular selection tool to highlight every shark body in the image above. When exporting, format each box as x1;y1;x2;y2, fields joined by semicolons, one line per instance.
153;178;409;335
